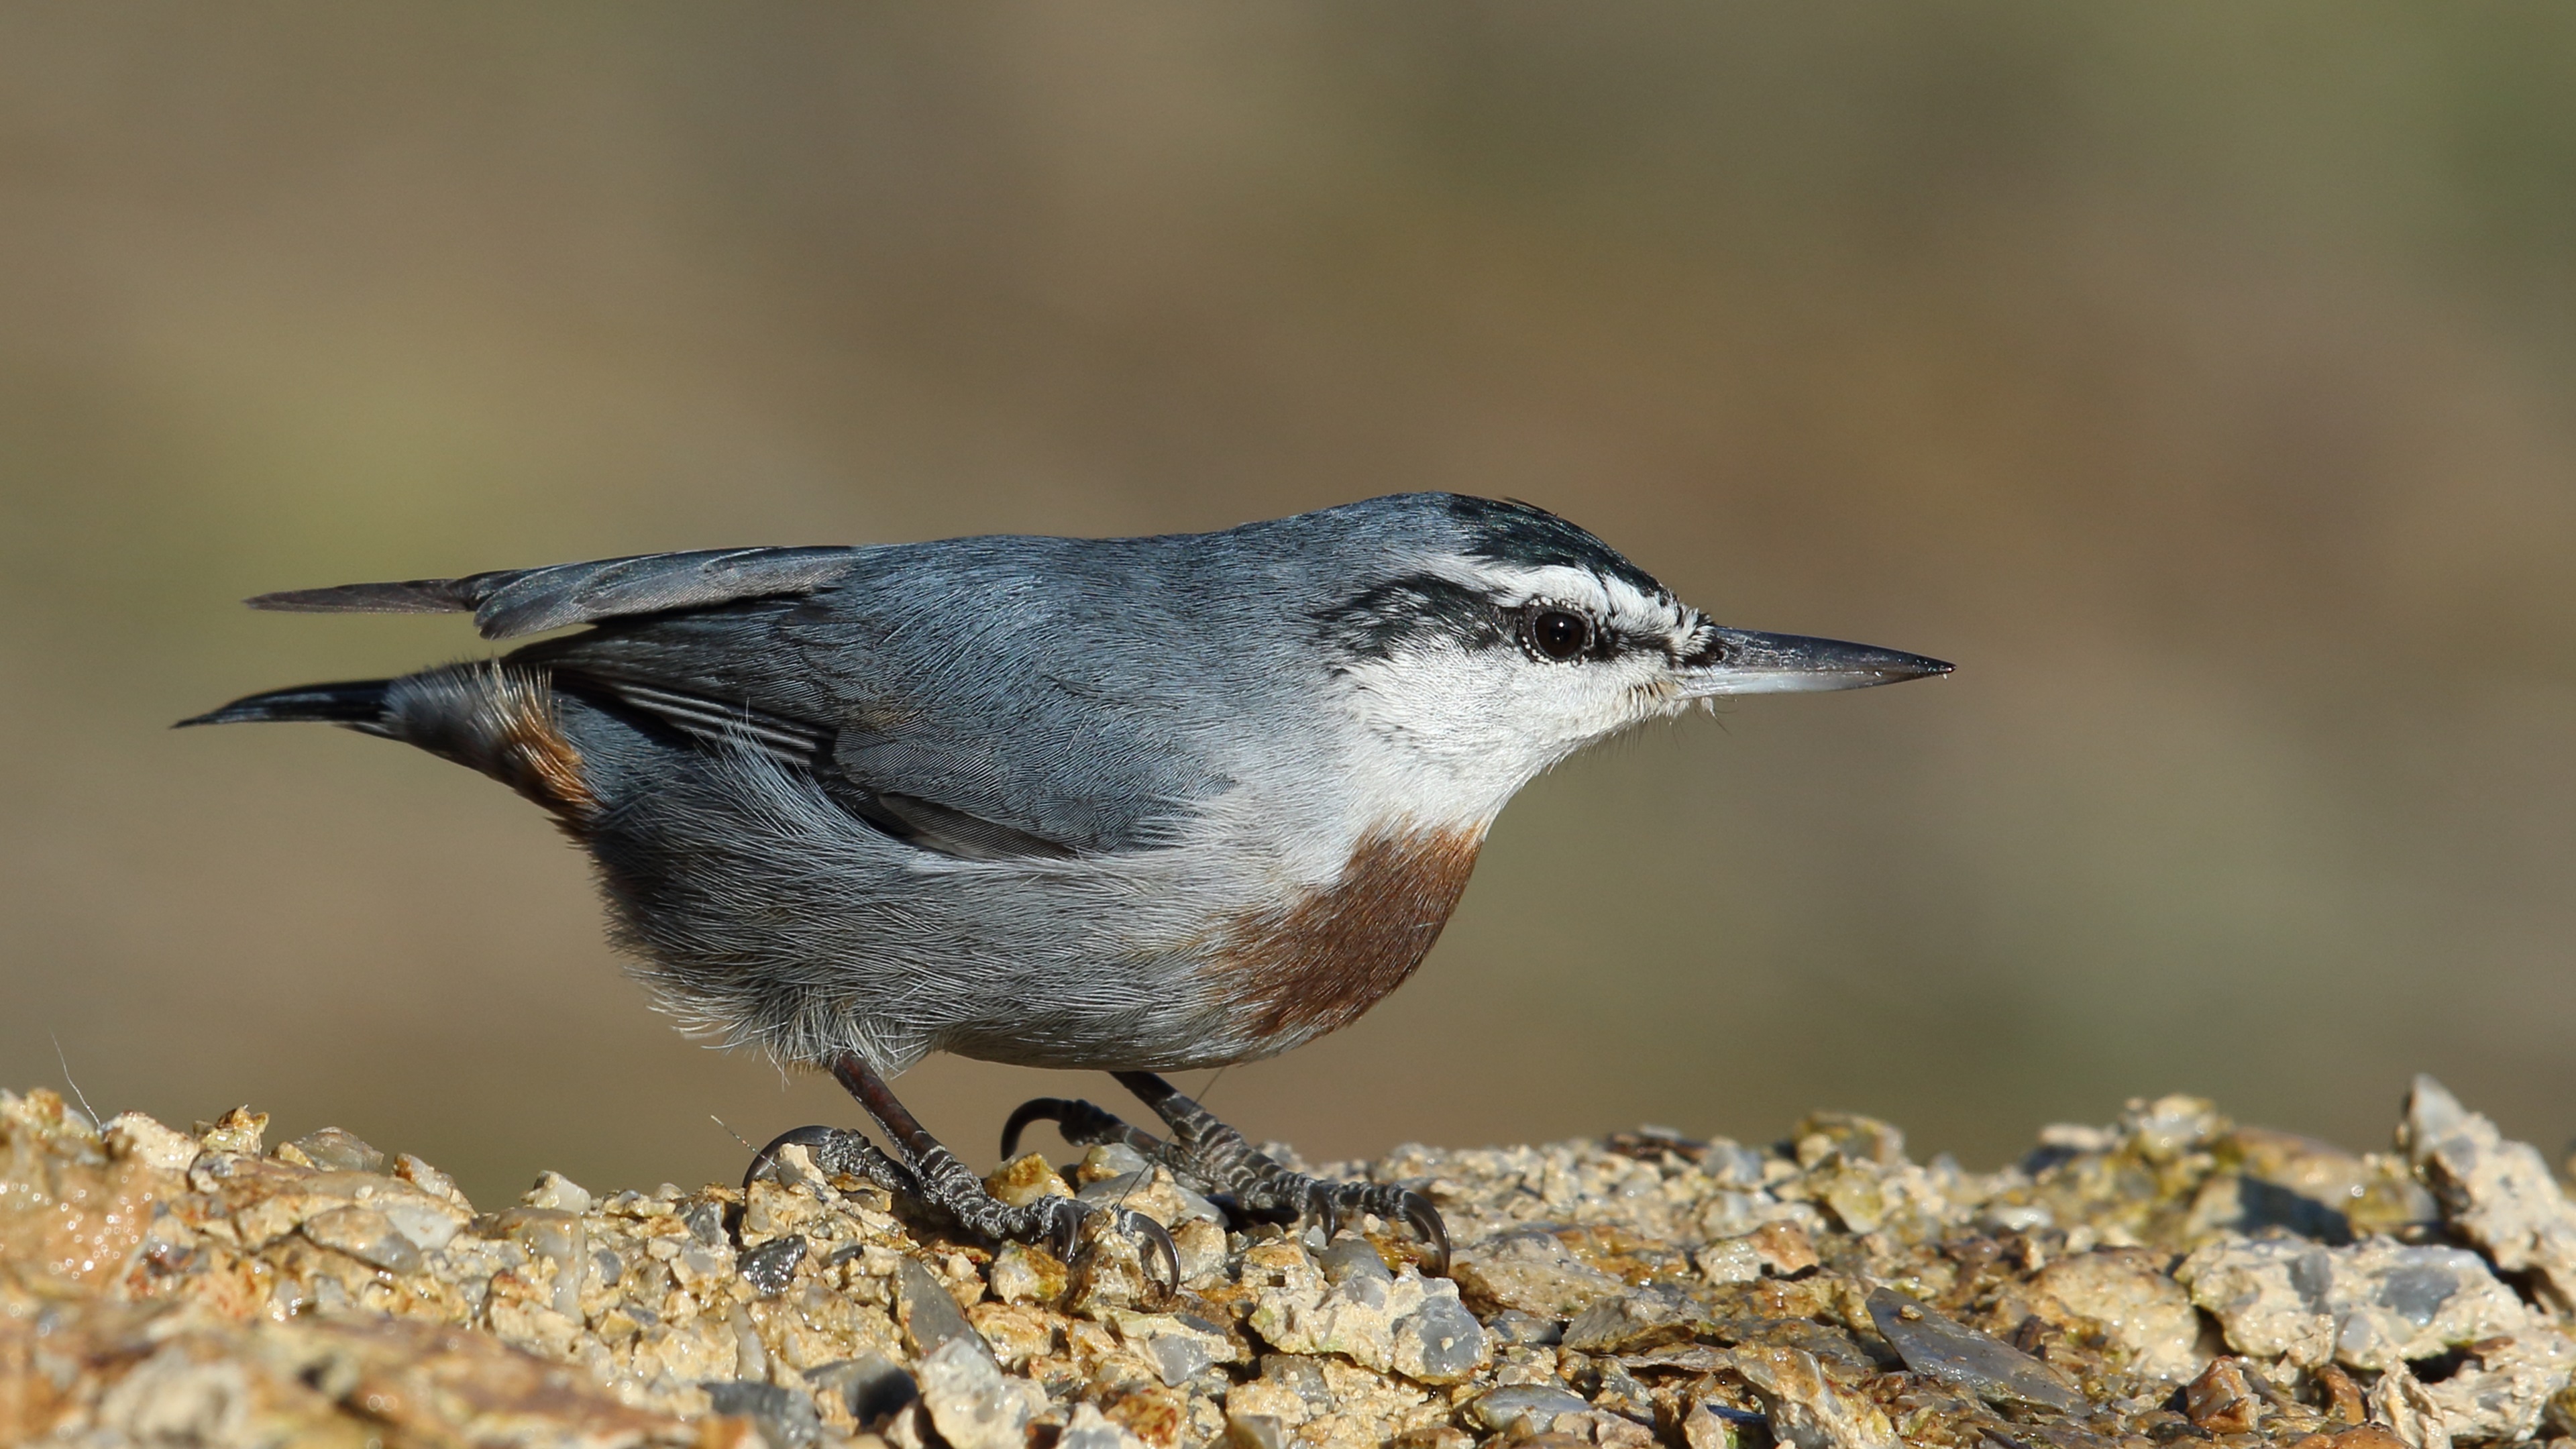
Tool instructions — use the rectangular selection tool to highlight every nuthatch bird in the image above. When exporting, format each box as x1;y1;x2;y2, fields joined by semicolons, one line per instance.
184;493;1948;1281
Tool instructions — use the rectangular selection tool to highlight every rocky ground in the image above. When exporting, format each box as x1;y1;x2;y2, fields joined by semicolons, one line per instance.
9;1079;2576;1449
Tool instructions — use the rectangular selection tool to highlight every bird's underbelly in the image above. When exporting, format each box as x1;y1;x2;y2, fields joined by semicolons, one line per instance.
589;753;1487;1073
934;820;1487;1071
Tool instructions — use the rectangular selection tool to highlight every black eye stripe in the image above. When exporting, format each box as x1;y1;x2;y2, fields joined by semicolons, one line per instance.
1319;574;1657;665
1313;573;1510;660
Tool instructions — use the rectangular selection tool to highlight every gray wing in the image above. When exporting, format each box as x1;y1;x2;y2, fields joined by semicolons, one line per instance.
248;547;862;641
553;669;1078;862
515;536;1244;857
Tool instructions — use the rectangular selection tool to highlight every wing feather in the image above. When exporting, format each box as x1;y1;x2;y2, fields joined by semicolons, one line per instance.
576;678;828;767
555;669;1078;861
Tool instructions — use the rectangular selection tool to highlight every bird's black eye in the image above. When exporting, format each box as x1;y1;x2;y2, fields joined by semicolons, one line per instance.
1523;606;1594;662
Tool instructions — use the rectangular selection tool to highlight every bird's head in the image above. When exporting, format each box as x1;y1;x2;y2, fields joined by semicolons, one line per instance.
1308;494;1950;814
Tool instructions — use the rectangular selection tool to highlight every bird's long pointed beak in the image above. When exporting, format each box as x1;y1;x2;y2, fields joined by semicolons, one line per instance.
1678;627;1953;697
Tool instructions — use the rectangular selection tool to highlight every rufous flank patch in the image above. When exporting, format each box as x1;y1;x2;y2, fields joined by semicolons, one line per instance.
1208;822;1484;1049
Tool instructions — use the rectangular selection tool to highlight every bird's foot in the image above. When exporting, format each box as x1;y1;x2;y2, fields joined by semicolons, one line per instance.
1000;1070;1449;1275
741;1062;1179;1294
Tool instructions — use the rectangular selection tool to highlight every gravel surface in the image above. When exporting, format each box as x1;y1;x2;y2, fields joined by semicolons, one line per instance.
7;1079;2575;1449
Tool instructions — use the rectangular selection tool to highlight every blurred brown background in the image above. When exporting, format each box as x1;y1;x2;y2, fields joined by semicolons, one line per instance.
4;5;2573;1207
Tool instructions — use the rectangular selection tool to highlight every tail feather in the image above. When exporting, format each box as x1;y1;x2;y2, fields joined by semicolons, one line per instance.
176;680;393;732
179;665;598;824
246;580;478;617
243;546;856;640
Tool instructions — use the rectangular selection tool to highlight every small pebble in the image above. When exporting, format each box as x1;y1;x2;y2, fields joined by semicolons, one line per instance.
301;1205;423;1274
896;1254;988;1358
522;1170;594;1214
1866;1287;2083;1412
1076;1143;1152;1185
2184;1357;2261;1434
1316;1234;1393;1285
288;1126;386;1175
1466;1384;1591;1434
198;1106;268;1155
737;1234;806;1295
679;1197;727;1247
914;1335;1034;1449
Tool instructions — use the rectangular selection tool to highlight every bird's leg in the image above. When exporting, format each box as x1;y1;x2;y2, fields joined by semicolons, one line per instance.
1091;1071;1447;1273
1109;1072;1450;1271
744;1122;922;1201
741;1056;1177;1291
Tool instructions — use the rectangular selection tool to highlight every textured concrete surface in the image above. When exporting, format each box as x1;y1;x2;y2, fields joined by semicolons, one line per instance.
7;1079;2573;1448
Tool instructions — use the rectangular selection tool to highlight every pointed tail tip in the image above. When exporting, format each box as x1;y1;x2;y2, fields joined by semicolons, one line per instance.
246;580;472;616
173;681;394;731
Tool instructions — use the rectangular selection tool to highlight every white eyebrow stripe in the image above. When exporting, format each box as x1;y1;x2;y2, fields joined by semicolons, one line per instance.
1595;575;1678;625
1444;557;1685;639
1419;557;1614;609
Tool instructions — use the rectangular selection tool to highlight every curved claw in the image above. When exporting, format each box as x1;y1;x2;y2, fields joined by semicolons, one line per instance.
1313;1190;1341;1241
733;1124;845;1248
1119;1209;1182;1299
742;1124;842;1197
1046;1203;1179;1300
1040;1195;1085;1265
999;1098;1080;1161
1397;1190;1451;1277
